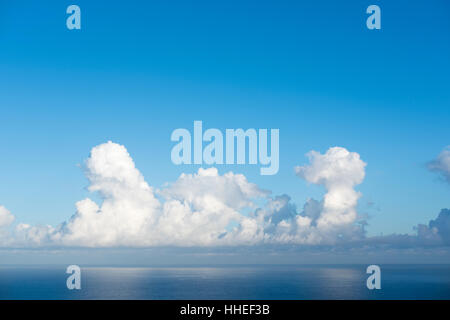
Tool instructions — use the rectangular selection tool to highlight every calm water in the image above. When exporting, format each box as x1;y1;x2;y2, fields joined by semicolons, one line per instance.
0;265;449;300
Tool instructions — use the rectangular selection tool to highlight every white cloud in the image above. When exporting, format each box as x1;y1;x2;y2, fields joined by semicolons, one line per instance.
292;147;366;243
28;142;271;247
0;206;15;244
0;206;14;228
54;142;161;247
155;167;269;246
428;146;450;183
1;142;368;248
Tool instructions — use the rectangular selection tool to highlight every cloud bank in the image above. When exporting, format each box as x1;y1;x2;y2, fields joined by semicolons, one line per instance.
0;142;448;249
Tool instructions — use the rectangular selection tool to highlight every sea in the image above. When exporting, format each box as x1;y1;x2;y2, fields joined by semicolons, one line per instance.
0;264;448;300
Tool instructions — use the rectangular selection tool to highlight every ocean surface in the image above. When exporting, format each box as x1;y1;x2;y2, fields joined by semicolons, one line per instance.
0;265;449;300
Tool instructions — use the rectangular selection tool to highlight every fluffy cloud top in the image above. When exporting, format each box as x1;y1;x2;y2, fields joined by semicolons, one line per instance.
1;142;368;247
295;147;366;231
0;206;15;245
55;142;160;246
0;142;446;249
428;146;450;183
8;142;276;247
0;206;14;228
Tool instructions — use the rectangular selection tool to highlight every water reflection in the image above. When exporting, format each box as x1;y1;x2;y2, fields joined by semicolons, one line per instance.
0;265;449;299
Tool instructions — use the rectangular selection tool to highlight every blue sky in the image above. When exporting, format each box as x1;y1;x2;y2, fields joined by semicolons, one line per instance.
0;0;449;246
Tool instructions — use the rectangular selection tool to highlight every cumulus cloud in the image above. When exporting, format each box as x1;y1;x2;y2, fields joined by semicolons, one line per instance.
6;142;274;247
0;206;15;244
54;142;161;247
239;148;370;246
155;167;269;246
416;209;450;245
0;206;14;228
295;147;366;235
1;142;447;249
428;146;450;183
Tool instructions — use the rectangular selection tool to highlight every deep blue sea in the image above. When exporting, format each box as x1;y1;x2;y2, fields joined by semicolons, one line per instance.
0;265;448;300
